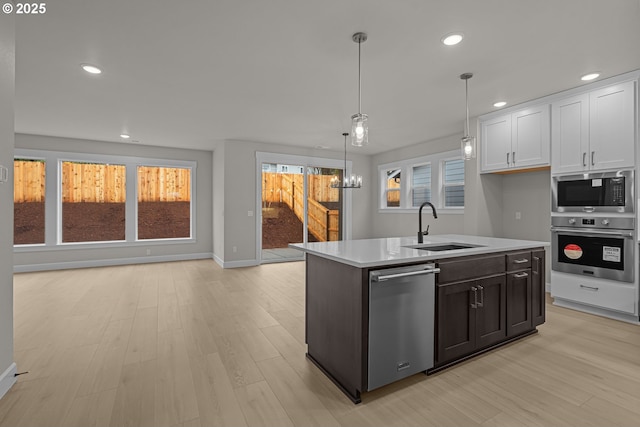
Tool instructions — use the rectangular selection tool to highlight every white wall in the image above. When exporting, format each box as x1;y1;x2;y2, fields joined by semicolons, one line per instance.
214;139;372;265
501;171;551;242
0;11;16;399
13;134;213;271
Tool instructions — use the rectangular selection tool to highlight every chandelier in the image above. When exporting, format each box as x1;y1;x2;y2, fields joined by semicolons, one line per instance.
330;133;362;188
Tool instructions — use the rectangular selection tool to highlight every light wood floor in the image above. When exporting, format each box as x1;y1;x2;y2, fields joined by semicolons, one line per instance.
1;260;639;427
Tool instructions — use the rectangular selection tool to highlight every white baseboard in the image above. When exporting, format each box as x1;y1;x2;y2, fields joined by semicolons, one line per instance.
213;253;260;269
220;258;260;268
0;363;17;401
14;252;213;273
213;254;224;268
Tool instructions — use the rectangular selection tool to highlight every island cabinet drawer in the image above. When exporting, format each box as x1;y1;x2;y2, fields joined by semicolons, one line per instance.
506;251;532;271
437;254;505;284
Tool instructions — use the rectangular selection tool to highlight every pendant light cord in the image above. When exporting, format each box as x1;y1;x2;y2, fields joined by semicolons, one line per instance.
343;133;348;180
465;77;469;136
358;39;362;114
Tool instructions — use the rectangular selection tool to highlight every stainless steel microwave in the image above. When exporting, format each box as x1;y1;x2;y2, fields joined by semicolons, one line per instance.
552;170;634;214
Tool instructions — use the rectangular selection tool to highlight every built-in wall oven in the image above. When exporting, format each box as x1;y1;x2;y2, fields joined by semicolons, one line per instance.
552;170;634;214
551;216;635;283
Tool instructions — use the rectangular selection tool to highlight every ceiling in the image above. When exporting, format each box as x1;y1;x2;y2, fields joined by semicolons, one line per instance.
14;0;640;155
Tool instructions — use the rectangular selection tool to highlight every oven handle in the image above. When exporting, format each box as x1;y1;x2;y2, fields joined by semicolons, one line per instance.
550;227;634;238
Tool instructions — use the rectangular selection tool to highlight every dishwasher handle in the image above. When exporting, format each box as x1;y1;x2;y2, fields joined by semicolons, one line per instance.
373;267;440;282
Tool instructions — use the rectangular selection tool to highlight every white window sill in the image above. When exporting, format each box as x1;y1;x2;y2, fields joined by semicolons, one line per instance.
377;208;464;215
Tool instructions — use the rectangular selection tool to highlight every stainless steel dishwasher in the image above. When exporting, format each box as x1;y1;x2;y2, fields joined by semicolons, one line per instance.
368;263;439;391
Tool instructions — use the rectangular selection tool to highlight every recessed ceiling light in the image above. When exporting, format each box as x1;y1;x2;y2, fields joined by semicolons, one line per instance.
120;134;130;139
581;72;600;81
81;64;102;74
493;101;507;108
441;33;464;46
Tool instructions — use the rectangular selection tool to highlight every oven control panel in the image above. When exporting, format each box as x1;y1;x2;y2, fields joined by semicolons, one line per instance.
551;216;634;230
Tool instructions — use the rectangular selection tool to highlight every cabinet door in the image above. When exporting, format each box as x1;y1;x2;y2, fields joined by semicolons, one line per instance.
531;250;546;327
589;81;635;171
511;105;550;169
506;269;532;337
551;94;589;174
480;114;512;173
475;275;507;349
436;280;476;365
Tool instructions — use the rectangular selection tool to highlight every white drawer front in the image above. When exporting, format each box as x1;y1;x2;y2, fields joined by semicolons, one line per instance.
551;272;637;314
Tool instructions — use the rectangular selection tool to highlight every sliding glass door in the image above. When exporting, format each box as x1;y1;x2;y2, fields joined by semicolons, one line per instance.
257;154;348;263
260;162;306;262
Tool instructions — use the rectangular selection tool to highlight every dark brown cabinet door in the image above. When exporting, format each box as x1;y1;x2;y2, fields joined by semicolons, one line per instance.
506;269;532;337
476;275;507;349
531;250;546;327
436;280;476;364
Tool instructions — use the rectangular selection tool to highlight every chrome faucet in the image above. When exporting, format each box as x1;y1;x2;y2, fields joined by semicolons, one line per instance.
417;202;438;243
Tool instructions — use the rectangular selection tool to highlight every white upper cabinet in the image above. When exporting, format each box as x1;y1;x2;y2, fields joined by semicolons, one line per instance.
552;80;635;174
480;114;511;172
551;94;589;174
480;104;550;173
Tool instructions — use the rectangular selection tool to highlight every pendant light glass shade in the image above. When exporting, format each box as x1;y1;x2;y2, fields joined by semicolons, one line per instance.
460;72;476;160
351;113;368;147
351;32;369;147
461;135;476;160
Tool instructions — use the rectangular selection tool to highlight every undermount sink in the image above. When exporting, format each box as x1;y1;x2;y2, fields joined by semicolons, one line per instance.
403;242;485;251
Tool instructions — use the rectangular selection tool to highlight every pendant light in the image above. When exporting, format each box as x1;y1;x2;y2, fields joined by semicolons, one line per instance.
351;32;368;147
330;133;362;188
460;72;476;160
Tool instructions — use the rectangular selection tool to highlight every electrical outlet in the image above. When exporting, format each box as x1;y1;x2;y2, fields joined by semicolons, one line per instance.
248;210;253;217
233;246;237;253
515;212;522;220
146;249;151;255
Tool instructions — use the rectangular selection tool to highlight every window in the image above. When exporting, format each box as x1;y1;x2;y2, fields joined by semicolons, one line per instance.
14;148;196;249
443;159;465;207
378;150;464;212
61;161;126;243
385;168;401;207
14;158;46;245
137;166;191;239
412;163;431;207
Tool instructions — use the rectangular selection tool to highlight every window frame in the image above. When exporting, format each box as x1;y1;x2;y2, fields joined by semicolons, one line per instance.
378;149;465;214
14;148;196;251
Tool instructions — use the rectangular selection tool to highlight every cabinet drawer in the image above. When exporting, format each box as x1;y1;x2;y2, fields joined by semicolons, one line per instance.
552;274;636;314
438;254;505;284
506;251;531;271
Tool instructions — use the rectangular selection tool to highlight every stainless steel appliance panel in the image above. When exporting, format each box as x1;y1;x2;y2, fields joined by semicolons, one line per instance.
368;264;438;391
552;169;634;213
551;223;634;282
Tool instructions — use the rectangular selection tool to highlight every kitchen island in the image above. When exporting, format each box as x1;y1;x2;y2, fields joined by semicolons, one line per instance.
291;234;548;403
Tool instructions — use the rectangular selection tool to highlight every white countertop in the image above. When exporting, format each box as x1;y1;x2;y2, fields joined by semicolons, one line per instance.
290;234;549;268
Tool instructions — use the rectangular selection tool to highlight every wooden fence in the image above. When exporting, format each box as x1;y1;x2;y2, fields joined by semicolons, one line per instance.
13;160;191;203
14;160;45;203
262;172;340;204
386;177;401;206
264;172;340;242
308;198;339;241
